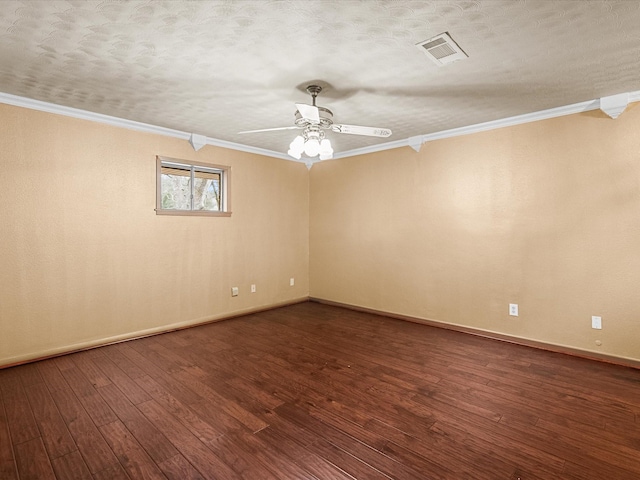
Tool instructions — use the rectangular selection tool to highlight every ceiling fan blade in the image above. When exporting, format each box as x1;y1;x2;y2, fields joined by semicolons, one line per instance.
238;126;300;134
332;124;392;138
295;103;320;123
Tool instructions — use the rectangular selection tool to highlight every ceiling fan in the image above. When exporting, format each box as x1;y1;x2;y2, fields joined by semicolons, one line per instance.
239;85;392;161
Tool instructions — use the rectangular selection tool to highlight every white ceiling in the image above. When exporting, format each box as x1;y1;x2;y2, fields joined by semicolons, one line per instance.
1;0;640;162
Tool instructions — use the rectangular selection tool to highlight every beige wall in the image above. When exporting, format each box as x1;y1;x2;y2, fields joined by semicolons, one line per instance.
3;99;640;367
0;104;309;366
310;105;640;363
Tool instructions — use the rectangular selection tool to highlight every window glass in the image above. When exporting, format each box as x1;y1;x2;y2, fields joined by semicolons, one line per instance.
160;165;191;210
193;168;221;211
156;157;230;216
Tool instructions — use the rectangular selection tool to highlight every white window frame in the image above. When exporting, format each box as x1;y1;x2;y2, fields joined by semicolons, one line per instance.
156;156;231;216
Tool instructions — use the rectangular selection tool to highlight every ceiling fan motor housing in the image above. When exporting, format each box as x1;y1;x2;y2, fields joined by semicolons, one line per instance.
302;126;324;142
294;107;333;129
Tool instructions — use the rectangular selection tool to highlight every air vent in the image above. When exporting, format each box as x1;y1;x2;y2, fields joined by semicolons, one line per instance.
416;32;468;66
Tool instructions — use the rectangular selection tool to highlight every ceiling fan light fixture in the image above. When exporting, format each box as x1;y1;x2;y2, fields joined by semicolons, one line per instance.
288;135;305;159
319;138;333;156
304;138;320;156
287;148;302;160
243;83;390;162
290;135;304;150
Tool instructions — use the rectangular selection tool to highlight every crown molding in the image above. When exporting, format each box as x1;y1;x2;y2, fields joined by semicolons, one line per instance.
0;92;192;139
599;92;629;119
629;90;640;102
204;137;290;161
336;90;640;160
0;92;291;162
331;137;417;160
422;98;601;142
2;89;639;165
335;97;606;159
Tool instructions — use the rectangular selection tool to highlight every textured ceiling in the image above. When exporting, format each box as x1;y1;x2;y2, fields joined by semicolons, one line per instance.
1;0;640;160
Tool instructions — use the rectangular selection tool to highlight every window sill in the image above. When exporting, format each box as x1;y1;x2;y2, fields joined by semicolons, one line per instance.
155;209;232;217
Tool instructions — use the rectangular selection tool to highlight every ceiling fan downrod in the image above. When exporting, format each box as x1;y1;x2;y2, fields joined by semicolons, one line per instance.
306;85;322;106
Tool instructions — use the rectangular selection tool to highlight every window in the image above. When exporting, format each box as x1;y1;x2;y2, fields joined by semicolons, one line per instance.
156;156;230;216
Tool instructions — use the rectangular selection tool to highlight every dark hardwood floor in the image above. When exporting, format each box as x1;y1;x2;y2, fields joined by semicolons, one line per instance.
1;301;640;479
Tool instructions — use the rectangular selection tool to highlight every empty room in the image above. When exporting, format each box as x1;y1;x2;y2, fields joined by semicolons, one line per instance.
1;1;640;479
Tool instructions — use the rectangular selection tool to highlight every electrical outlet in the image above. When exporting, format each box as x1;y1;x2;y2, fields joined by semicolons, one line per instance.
290;277;295;286
509;304;518;316
231;287;239;297
250;284;256;293
592;316;602;330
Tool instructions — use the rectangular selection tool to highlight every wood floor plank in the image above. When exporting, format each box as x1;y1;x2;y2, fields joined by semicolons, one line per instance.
133;374;226;442
137;399;241;479
96;382;178;464
308;436;391;480
171;369;268;433
536;416;640;460
486;375;635;427
15;364;44;388
0;386;18;480
230;324;450;421
98;420;166;480
50;450;92;480
14;437;55;480
196;429;280;479
198;374;276;423
240;346;439;440
1;302;639;479
186;398;249;438
59;366;118;427
365;418;500;480
128;339;185;376
561;458;640;480
147;340;203;376
91;463;130;480
226;427;319;480
275;401;425;480
497;412;640;477
53;355;76;372
44;377;120;474
256;425;357;480
185;344;299;404
70;353;112;389
147;375;237;440
0;369;41;446
24;381;77;460
91;355;151;405
116;343;205;405
429;419;562;477
301;399;457;480
158;454;205;480
36;359;69;394
225;376;285;410
376;437;457;480
112;343;169;380
99;345;147;380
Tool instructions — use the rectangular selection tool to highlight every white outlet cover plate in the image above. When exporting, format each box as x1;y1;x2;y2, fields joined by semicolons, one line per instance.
290;278;295;286
251;284;256;293
509;304;518;316
592;316;602;329
231;287;239;297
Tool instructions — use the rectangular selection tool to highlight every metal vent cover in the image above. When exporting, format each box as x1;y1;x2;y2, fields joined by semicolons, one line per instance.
416;32;468;66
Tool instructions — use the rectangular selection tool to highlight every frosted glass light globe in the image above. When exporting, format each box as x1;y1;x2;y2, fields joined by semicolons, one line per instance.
304;138;320;156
